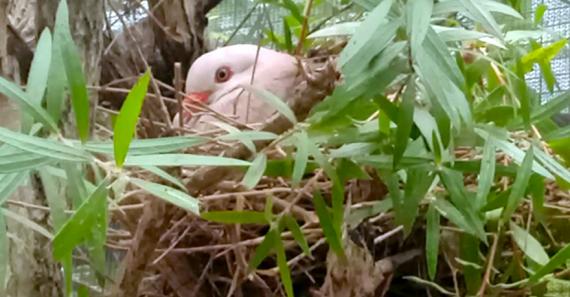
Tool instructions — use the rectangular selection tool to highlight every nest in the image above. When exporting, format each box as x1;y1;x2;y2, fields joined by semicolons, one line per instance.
93;50;570;297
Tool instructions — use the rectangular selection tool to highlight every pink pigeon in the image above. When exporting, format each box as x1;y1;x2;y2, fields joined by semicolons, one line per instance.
173;44;300;130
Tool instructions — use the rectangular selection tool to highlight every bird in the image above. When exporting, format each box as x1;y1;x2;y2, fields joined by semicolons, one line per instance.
173;44;301;130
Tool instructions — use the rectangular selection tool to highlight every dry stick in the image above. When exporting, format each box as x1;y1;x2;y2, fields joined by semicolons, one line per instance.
478;231;500;296
174;62;184;130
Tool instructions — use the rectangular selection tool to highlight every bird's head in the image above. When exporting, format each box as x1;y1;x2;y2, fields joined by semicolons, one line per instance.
184;44;277;105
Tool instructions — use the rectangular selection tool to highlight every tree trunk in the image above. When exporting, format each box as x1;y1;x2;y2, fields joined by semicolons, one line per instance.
1;1;63;296
36;0;105;138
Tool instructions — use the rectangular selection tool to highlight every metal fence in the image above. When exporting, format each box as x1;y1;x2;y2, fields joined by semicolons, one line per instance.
208;0;570;102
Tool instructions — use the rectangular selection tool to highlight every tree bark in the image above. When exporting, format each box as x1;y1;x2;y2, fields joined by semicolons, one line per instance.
36;0;105;138
1;1;63;296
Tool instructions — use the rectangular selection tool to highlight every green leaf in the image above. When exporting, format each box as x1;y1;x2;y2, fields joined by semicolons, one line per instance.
529;243;570;284
292;131;310;187
217;130;278;142
201;210;269;224
439;169;486;243
529;175;545;223
433;198;482;240
528;91;570;126
77;285;90;297
0;146;52;173
274;229;294;297
242;153;267;189
52;178;109;261
283;18;293;53
139;166;186;191
47;24;67;123
476;127;553;179
283;215;311;257
509;221;549;265
27;29;52;105
394;79;416;168
0;76;58;131
239;84;297;124
131;178;199;214
248;228;277;270
308;22;360;39
0;127;91;162
210;121;256;153
55;0;91;142
281;0;303;23
501;147;534;222
124;154;250;167
407;0;433;57
340;0;397;77
534;4;547;25
433;0;522;19
460;234;482;294
400;168;435;236
113;70;151;167
83;136;207;155
63;163;88;207
0;172;28;204
426;203;440;280
521;39;568;73
313;190;345;259
39;168;67;229
476;138;496;209
515;58;531;127
0;212;7;294
533;145;570;184
458;0;504;41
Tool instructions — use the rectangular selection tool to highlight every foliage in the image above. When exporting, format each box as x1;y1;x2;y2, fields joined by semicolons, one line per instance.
0;0;569;296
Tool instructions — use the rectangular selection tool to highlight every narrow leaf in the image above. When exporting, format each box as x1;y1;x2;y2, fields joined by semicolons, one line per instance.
124;154;250;167
0;76;58;131
407;0;433;57
426;203;440;280
114;70;151;167
313;190;345;259
476;138;496;209
52;178;109;260
239;84;297;124
502;147;534;222
242;153;267;189
283;215;311;256
529;243;570;284
248;228;277;270
131;178;199;214
394;79;416;168
509;221;549;265
27;29;52;105
55;0;91;142
292;130;310;187
0;127;91;162
274;230;294;297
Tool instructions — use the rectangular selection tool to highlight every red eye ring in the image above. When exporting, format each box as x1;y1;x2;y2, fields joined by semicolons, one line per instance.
215;66;232;83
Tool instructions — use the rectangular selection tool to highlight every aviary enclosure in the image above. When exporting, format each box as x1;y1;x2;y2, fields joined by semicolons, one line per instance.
0;0;569;296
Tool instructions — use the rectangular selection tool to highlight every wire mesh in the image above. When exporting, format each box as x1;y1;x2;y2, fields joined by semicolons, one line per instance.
526;0;570;104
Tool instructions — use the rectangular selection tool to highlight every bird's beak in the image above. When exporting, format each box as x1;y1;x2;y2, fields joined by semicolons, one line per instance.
185;91;211;104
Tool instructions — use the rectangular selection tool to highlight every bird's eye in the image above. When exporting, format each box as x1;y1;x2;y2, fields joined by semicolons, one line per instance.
215;66;232;83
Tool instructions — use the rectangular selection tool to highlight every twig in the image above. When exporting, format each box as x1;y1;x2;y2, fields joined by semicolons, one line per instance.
174;62;184;130
478;231;500;296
